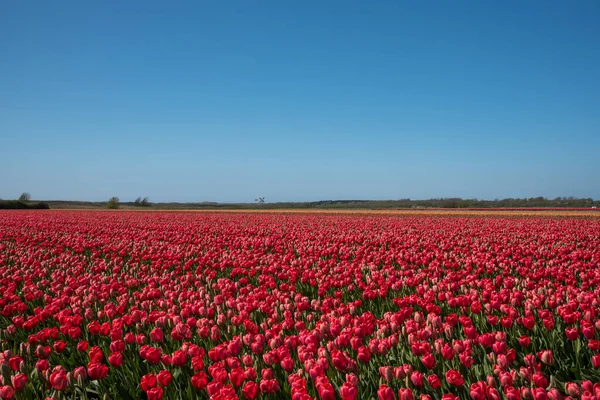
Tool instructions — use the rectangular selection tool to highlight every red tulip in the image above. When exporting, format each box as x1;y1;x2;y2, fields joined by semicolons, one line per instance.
538;350;553;365
74;366;87;383
377;385;394;400
157;370;172;387
565;382;581;397
546;388;563;400
581;380;592;393
421;353;436;369
0;386;15;400
379;366;393;381
53;340;67;353
150;327;164;343
594;383;600;399
399;388;414;400
108;352;123;367
504;386;520;400
8;356;22;372
89;346;103;363
357;347;371;363
445;370;464;387
340;382;357;400
147;386;163;400
191;371;208;390
259;378;280;394
427;374;441;389
230;368;245;387
518;336;531;347
11;373;27;391
140;373;157;392
77;341;89;352
532;372;548;389
532;388;548;400
410;371;424;388
242;381;259;400
50;370;68;391
172;350;187;367
441;344;454;360
441;394;459;400
565;328;579;341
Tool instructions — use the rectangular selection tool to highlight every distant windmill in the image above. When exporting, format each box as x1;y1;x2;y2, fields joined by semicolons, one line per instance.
255;197;265;204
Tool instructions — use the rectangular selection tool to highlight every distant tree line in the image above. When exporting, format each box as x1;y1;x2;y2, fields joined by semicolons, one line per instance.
0;201;50;210
0;193;49;209
415;197;597;209
141;197;599;210
305;197;599;209
7;196;599;210
105;197;152;209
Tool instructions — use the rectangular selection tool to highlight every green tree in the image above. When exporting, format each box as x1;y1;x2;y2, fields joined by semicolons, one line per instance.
107;197;120;209
134;197;150;207
19;192;31;201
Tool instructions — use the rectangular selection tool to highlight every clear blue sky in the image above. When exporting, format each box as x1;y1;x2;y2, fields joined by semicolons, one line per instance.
1;1;599;202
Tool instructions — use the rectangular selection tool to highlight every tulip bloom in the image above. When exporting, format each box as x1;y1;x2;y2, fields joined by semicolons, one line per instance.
378;385;394;400
445;370;464;387
0;386;15;400
242;381;259;400
421;353;436;370
340;382;358;400
108;352;123;367
50;370;68;391
11;373;27;391
157;370;172;387
140;373;157;392
427;374;441;389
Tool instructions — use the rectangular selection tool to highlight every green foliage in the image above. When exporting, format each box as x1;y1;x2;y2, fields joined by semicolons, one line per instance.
107;197;120;209
18;192;31;201
134;197;151;207
0;200;49;209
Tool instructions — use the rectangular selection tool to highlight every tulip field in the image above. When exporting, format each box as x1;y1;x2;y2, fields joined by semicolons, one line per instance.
1;211;600;400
